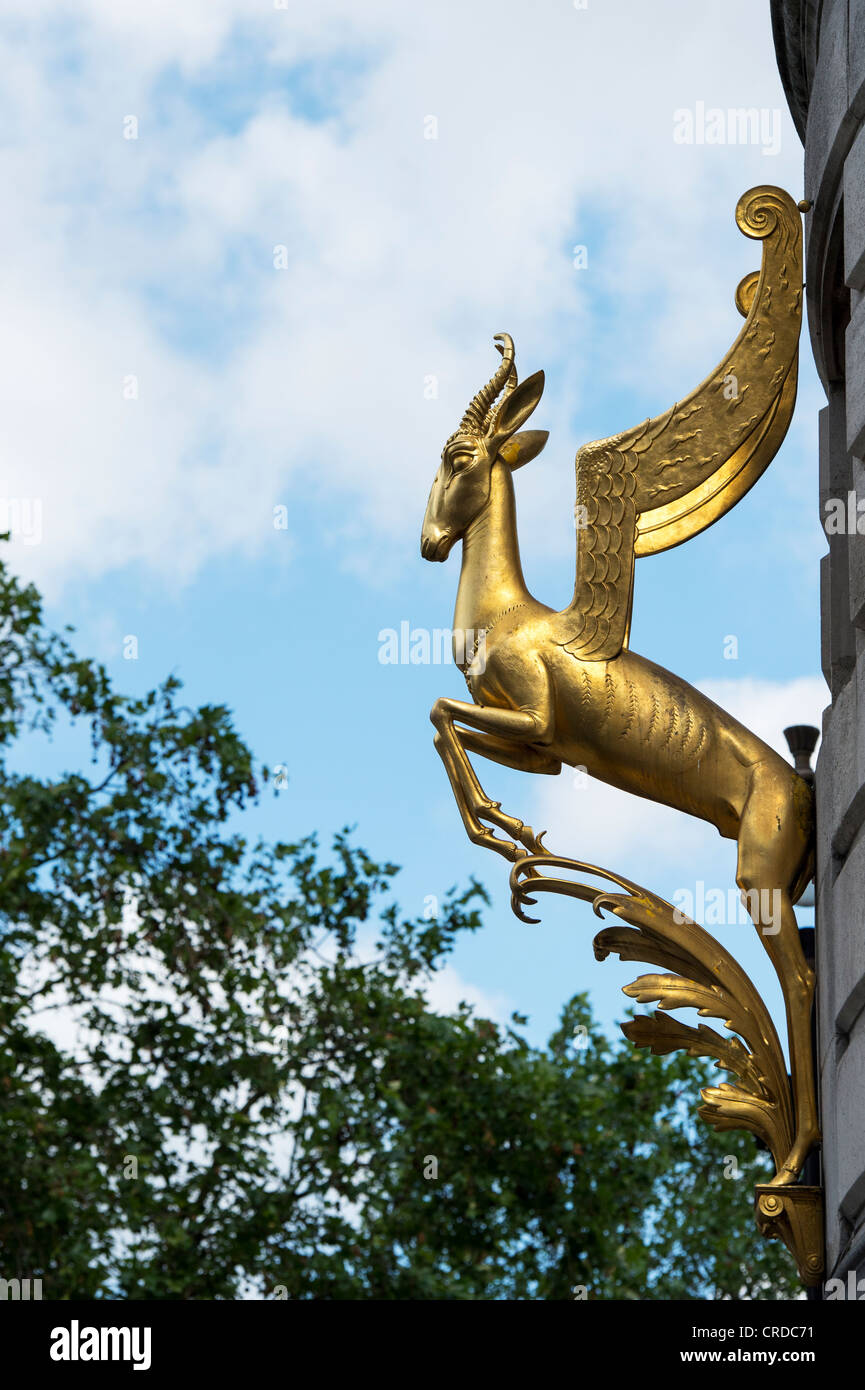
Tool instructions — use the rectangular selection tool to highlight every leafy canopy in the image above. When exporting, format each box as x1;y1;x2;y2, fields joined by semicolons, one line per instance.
0;557;797;1299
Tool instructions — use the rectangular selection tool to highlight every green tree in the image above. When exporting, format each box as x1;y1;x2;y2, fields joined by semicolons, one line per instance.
0;557;798;1299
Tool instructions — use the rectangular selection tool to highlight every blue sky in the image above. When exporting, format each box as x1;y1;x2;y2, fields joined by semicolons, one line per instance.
0;0;826;1050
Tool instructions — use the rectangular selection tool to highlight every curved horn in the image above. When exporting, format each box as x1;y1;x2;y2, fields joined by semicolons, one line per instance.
459;333;515;435
485;340;518;433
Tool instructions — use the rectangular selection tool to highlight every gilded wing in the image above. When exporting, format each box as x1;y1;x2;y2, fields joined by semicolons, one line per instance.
559;440;639;659
553;185;802;662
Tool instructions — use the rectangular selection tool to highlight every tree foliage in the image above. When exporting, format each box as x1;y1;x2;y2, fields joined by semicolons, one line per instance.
0;558;798;1299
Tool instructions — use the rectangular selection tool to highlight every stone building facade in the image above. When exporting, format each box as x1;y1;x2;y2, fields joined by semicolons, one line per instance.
773;0;865;1288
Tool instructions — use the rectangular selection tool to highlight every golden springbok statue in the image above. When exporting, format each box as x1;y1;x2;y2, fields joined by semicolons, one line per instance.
420;187;818;1206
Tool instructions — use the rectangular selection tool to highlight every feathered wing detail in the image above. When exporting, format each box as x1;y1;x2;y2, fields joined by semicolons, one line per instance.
560;442;639;659
553;186;803;662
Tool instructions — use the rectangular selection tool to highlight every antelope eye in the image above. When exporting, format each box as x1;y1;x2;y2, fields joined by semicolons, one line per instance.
450;451;473;471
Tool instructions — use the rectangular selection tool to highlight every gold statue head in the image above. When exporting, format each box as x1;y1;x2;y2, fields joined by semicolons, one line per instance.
420;333;548;562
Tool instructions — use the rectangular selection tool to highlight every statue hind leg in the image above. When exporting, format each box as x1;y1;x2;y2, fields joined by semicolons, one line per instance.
735;759;819;1184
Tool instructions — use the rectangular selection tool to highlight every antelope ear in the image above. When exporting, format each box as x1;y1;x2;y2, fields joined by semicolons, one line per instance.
495;369;545;438
499;430;549;470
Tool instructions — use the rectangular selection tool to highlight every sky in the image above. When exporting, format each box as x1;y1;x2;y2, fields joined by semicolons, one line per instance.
0;0;827;1052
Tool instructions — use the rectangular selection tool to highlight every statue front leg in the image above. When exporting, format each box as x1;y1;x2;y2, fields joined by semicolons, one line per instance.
430;693;554;861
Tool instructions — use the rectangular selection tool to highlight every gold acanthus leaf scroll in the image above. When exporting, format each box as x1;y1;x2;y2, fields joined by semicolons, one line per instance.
509;854;794;1173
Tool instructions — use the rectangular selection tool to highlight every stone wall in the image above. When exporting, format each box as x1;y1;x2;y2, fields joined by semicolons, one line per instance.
773;0;865;1284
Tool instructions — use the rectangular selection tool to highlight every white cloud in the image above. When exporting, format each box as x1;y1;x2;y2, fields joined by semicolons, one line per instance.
349;923;511;1022
697;675;826;751
0;0;806;593
421;961;511;1024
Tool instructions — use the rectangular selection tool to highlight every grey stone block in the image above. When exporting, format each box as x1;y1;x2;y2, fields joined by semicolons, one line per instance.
820;392;852;505
817;650;858;851
850;0;865;121
846;125;865;291
805;0;850;204
847;296;865;457
819;1024;843;1272
850;454;865;627
836;1017;865;1231
822;552;856;696
826;808;865;1033
819;397;857;692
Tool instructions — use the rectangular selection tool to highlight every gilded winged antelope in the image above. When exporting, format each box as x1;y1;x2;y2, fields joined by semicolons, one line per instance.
420;187;817;1184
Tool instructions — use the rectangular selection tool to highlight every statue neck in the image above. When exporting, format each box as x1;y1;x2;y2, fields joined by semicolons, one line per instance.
453;462;531;643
